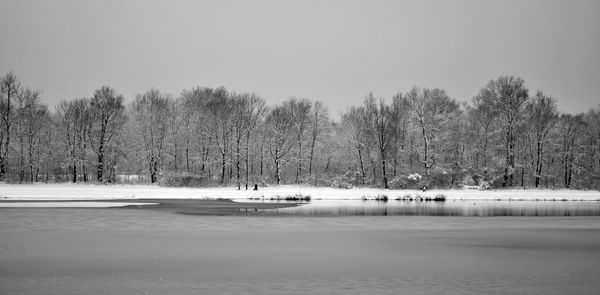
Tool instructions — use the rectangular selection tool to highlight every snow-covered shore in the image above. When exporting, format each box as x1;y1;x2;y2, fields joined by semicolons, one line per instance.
1;183;599;201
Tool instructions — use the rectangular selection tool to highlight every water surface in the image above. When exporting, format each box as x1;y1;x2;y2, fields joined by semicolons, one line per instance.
1;201;600;295
253;199;600;216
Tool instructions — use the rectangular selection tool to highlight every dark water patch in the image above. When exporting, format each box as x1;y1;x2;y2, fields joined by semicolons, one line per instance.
255;200;600;216
249;194;311;202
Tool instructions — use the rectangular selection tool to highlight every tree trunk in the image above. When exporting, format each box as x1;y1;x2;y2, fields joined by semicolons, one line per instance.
185;143;190;173
71;163;77;183
245;130;250;190
173;142;178;173
97;122;106;182
504;129;510;187
308;136;316;177
260;142;264;178
506;124;516;187
482;134;489;168
28;136;34;182
150;156;158;183
221;151;226;183
201;146;208;174
19;129;25;182
83;163;88;182
521;167;525;188
274;148;280;185
358;146;365;185
0;158;5;181
420;120;432;176
535;140;543;188
236;134;241;190
381;150;388;189
295;139;302;183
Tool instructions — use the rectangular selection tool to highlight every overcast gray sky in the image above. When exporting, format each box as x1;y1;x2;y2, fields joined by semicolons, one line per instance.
1;0;599;117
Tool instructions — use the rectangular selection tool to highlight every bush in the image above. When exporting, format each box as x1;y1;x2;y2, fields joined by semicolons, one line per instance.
429;168;451;188
461;174;477;187
388;176;408;189
489;175;506;188
158;172;216;187
389;173;428;190
311;171;360;189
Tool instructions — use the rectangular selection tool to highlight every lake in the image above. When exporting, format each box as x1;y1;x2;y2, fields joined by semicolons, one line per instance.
1;199;600;295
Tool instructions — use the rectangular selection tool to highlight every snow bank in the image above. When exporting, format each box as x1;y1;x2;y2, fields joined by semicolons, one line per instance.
1;183;599;201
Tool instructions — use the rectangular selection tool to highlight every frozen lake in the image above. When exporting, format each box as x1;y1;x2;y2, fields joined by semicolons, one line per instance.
1;205;600;295
0;201;159;208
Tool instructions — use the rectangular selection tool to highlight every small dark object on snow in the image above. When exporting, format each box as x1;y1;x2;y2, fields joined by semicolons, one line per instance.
253;184;258;191
422;186;426;192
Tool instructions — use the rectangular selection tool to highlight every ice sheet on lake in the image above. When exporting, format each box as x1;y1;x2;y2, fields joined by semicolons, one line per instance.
0;202;157;208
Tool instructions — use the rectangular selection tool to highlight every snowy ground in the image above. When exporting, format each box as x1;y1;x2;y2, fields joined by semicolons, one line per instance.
1;183;599;201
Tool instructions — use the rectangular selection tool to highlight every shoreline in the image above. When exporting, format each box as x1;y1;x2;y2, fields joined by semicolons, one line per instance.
1;183;599;202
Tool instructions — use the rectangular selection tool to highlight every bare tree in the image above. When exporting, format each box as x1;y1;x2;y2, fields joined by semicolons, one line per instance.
407;87;461;181
527;91;558;187
582;107;600;188
265;104;295;184
14;88;45;182
0;72;21;180
585;107;600;173
307;101;329;179
364;94;393;188
389;93;410;177
468;97;498;170
476;76;529;187
231;94;247;189
131;89;171;183
55;98;91;183
407;87;435;177
89;86;125;182
37;111;54;182
25;102;49;181
341;106;368;184
179;87;206;173
287;98;311;183
559;114;585;188
166;98;182;172
242;93;266;189
204;87;233;183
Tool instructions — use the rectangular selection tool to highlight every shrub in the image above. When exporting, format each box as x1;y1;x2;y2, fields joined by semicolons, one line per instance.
158;172;216;187
489;175;506;189
313;173;355;189
389;174;427;189
429;168;451;188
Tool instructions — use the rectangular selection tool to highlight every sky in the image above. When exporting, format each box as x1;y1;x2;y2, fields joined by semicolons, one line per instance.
1;0;599;118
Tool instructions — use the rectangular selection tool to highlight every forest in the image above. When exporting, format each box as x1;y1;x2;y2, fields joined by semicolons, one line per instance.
1;72;599;190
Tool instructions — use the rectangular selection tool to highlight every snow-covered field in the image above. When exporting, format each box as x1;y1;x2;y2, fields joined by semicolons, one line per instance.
1;183;599;201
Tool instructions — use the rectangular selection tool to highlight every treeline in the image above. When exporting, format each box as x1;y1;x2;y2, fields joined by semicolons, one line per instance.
1;72;599;189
